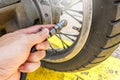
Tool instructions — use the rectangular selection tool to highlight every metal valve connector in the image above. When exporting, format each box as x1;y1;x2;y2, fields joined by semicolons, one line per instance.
49;20;67;37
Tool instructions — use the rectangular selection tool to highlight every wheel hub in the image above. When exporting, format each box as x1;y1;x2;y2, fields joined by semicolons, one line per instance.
21;0;62;25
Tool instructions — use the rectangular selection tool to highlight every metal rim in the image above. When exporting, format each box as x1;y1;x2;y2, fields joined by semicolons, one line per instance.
43;0;93;63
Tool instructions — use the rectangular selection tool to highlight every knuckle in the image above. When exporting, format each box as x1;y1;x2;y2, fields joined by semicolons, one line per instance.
45;31;49;36
40;51;46;57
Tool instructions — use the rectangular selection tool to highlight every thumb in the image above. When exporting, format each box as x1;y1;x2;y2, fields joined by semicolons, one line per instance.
28;28;49;45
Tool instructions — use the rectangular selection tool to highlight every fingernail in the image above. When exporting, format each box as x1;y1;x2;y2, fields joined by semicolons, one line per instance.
39;27;44;31
41;28;49;33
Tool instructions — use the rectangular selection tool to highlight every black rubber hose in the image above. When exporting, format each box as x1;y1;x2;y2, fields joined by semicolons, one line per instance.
20;73;27;80
0;0;20;8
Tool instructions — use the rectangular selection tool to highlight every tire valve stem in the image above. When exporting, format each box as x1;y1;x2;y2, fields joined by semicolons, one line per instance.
49;19;68;37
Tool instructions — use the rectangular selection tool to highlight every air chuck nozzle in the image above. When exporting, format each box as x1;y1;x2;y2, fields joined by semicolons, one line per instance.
49;20;68;37
31;20;68;53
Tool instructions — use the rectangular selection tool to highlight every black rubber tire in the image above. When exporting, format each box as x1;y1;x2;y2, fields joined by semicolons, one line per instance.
41;0;120;71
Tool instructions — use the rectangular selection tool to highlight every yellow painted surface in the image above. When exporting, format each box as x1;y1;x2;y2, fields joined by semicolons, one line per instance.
27;57;120;80
48;35;72;48
27;36;120;80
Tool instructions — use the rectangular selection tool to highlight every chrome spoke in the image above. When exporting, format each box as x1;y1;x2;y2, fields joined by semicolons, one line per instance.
59;32;78;37
64;11;83;24
66;9;83;14
70;0;82;6
49;43;57;53
58;34;66;49
56;34;69;48
59;32;76;42
65;0;82;10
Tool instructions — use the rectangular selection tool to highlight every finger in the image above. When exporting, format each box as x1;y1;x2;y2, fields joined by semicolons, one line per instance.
35;41;50;50
14;24;54;34
28;28;49;45
19;62;40;73
27;51;46;62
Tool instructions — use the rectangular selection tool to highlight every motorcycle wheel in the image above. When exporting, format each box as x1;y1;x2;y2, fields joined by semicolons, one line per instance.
41;0;120;71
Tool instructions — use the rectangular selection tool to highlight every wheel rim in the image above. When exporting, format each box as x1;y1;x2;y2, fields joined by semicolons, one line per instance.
43;0;93;63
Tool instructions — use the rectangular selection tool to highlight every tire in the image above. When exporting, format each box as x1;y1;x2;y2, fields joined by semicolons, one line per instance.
41;0;120;71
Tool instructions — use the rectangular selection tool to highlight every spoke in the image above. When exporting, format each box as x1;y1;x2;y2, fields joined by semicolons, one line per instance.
56;34;69;48
51;0;61;6
59;32;76;42
49;43;57;53
59;0;82;11
67;0;82;9
67;9;83;14
59;32;78;37
68;14;82;18
64;11;83;24
58;34;66;49
63;9;83;18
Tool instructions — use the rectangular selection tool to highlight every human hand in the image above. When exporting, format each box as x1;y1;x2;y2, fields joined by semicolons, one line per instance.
0;25;53;80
